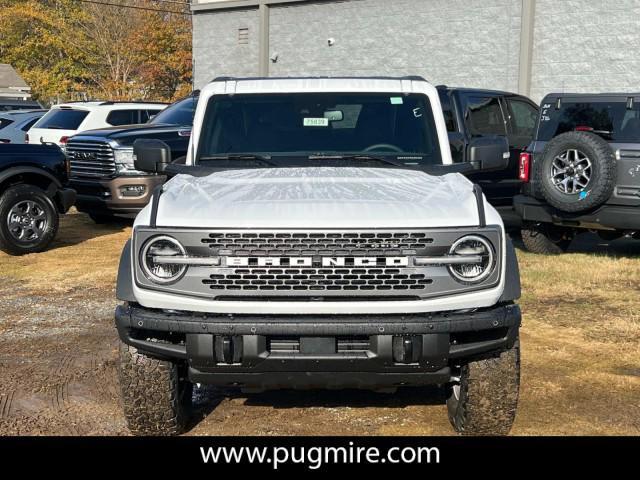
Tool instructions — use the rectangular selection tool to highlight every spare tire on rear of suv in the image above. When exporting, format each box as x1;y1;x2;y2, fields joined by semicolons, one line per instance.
536;131;616;213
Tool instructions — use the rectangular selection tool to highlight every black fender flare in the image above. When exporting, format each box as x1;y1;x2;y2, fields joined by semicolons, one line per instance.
0;166;70;211
116;239;136;302
499;237;521;302
0;166;63;190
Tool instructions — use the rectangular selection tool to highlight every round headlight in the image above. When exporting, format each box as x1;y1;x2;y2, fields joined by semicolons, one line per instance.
448;235;495;284
140;235;187;284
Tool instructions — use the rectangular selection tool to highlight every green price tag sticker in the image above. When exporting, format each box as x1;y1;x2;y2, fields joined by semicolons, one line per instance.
303;117;329;127
390;97;404;105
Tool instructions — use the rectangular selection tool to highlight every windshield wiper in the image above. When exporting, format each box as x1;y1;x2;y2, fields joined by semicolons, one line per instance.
307;154;407;168
199;154;279;167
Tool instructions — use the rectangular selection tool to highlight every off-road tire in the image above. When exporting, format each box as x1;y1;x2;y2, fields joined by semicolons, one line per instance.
536;131;615;213
0;184;59;255
118;341;192;436
447;339;520;435
521;222;573;254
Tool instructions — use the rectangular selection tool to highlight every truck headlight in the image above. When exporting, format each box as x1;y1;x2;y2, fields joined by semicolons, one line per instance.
114;148;135;166
140;235;187;284
114;148;146;175
448;235;495;284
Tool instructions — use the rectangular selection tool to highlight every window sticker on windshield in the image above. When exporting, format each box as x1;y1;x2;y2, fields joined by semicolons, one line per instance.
390;97;403;105
303;117;329;127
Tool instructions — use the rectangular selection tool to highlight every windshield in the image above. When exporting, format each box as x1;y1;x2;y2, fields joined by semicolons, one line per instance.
196;93;442;165
33;108;89;130
150;96;197;126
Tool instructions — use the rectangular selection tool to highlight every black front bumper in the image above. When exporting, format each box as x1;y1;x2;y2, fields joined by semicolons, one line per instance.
115;303;521;389
514;194;640;231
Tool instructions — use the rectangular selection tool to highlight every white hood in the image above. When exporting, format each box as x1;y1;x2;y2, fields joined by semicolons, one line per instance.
141;167;491;229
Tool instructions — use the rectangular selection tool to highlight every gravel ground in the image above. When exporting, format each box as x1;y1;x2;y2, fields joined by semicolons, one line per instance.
0;211;638;436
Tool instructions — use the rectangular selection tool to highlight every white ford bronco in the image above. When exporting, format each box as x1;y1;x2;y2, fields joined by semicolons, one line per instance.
115;76;522;436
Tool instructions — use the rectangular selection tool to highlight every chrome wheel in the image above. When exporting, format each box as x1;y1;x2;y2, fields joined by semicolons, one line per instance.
6;200;48;242
551;149;592;194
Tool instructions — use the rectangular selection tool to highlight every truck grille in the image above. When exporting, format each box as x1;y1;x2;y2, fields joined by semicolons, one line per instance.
66;140;116;178
133;227;503;301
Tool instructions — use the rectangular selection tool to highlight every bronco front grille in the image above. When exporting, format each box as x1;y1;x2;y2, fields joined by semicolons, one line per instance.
133;227;503;300
66;140;116;178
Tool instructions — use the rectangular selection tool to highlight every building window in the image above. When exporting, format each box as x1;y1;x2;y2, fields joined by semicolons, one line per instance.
238;27;249;45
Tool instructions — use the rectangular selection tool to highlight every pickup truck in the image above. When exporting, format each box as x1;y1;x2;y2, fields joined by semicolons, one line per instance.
114;76;522;436
0;144;76;254
65;94;197;223
437;86;539;226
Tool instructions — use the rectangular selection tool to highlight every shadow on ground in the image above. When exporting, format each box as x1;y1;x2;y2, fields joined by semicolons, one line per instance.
193;384;445;410
47;212;132;251
510;231;640;258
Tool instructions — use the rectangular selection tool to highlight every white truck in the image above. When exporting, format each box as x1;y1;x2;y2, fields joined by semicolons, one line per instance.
115;76;522;436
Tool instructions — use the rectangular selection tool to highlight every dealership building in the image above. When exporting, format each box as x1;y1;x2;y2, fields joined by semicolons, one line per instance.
191;0;640;102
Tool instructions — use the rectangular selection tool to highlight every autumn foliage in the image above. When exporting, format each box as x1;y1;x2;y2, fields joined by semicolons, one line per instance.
0;0;192;104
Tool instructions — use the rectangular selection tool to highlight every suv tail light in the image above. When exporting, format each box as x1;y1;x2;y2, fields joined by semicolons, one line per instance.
59;136;69;146
24;133;29;144
518;152;531;182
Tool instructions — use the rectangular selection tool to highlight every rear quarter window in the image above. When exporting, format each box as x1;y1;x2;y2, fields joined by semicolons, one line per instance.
106;109;140;126
35;109;89;130
538;99;640;143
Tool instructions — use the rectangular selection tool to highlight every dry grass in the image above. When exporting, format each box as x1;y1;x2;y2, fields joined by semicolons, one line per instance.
0;211;639;435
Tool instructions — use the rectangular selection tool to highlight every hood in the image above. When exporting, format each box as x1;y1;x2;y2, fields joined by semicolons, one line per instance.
144;167;490;229
72;123;186;143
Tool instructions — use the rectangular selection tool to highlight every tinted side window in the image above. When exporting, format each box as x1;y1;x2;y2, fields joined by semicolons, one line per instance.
437;90;457;132
35;109;89;129
150;97;197;126
465;96;506;136
538;100;640;142
0;118;14;130
21;118;40;131
106;110;139;126
507;99;538;137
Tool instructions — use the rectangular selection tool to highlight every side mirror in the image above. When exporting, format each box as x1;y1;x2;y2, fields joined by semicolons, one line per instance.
133;139;171;174
469;135;510;172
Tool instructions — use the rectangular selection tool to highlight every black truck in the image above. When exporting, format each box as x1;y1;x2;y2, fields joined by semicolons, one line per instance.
0;144;76;255
437;86;539;226
66;93;197;223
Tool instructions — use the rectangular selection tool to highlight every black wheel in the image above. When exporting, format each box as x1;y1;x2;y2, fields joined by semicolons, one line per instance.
521;222;573;254
0;184;59;255
447;338;520;436
118;341;192;436
536;131;616;213
89;213;115;224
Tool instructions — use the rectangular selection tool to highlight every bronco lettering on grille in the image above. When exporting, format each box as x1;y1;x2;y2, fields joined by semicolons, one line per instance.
225;257;410;267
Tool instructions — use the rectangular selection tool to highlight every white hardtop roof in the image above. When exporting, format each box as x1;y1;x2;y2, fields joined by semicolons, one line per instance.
201;76;436;96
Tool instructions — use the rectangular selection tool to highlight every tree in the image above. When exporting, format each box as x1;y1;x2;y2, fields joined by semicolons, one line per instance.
0;0;192;104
